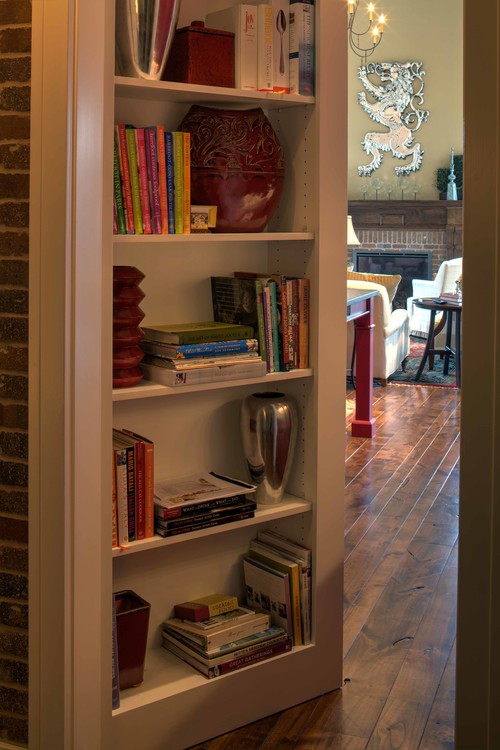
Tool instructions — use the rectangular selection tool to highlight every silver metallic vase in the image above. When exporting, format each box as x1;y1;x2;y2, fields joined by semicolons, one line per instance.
115;0;181;80
240;392;298;505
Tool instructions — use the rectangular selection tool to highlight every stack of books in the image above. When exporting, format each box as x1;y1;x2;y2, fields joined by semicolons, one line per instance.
114;124;190;236
112;428;155;548
153;472;257;537
211;273;310;373
243;530;312;645
162;594;291;678
140;321;267;386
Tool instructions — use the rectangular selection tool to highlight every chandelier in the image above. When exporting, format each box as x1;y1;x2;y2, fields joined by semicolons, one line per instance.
348;1;386;64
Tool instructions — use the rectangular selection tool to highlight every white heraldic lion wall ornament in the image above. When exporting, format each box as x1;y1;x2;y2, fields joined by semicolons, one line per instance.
357;61;429;176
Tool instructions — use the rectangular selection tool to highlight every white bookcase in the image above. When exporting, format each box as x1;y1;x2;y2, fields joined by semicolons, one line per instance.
30;1;348;748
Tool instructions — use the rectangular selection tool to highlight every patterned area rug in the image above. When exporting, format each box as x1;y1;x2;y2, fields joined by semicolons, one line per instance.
388;336;457;388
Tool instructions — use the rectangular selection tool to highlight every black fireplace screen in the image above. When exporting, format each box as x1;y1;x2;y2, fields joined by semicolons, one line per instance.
352;251;432;309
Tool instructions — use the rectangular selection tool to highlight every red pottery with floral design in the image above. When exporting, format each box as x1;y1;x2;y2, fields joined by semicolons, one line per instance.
180;105;285;233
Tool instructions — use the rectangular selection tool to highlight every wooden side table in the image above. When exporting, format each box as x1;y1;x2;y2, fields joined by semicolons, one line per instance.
413;298;462;387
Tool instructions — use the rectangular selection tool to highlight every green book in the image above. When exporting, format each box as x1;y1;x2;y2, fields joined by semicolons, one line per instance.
113;132;126;234
141;321;255;345
125;125;143;234
172;131;184;234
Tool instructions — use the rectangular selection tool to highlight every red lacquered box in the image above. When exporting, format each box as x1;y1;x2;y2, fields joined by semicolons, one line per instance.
163;20;235;88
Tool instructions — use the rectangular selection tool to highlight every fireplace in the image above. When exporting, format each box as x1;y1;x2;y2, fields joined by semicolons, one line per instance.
352;250;432;309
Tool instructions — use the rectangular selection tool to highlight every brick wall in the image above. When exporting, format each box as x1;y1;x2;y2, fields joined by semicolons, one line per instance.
349;229;456;277
0;0;31;746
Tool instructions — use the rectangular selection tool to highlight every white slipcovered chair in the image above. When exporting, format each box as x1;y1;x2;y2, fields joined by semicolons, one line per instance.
347;278;410;386
406;257;463;338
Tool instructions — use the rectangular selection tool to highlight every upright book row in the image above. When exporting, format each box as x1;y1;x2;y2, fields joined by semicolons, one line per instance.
211;273;310;373
205;0;314;96
112;428;155;547
114;123;191;236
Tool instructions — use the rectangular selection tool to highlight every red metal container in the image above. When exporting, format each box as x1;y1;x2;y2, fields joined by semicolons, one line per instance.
163;20;235;88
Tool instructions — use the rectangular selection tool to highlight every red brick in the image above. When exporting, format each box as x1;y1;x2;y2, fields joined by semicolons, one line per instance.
0;174;29;199
0;201;29;228
0;344;28;371
0;374;28;401
0;0;31;24
0;459;28;487
0;571;28;598
0;544;28;572
0;231;28;256
0;685;28;715
0;630;28;658
0;714;28;745
0;405;28;430
0;431;28;459
0;144;29;170
0;317;28;343
0;28;31;54
0;291;28;314
0;86;30;113
0;58;30;84
0;115;30;140
0;490;27;515
0;657;28;684
0;601;28;628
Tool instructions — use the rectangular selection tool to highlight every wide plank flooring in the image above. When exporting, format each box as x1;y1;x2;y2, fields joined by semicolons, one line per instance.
189;383;460;750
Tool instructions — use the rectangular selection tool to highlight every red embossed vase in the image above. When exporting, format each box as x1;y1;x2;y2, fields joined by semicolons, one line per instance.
180;105;285;233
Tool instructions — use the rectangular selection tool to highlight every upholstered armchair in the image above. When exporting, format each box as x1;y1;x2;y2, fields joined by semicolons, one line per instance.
347;276;410;386
406;257;463;338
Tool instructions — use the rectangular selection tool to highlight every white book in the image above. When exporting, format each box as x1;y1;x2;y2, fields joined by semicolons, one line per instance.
289;0;314;96
243;556;293;637
272;0;290;93
257;4;273;92
142;358;267;387
205;4;258;90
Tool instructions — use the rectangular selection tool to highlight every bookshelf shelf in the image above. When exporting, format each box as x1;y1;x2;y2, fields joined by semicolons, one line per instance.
115;76;315;109
113;231;315;243
112;494;312;557
113;641;314;716
112;369;314;402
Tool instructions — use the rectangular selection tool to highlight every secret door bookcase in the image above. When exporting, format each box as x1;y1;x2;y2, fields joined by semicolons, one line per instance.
30;1;348;748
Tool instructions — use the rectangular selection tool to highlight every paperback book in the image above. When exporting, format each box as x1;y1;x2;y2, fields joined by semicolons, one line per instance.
141;358;267;386
155;507;255;537
141;321;255;345
174;593;239;622
155;499;257;532
163;609;271;649
154;472;256;510
140;338;259;360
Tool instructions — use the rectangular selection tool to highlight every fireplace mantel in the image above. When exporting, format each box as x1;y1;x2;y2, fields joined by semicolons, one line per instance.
348;199;463;262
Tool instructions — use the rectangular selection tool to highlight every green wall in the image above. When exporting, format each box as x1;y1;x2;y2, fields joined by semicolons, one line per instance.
348;0;463;200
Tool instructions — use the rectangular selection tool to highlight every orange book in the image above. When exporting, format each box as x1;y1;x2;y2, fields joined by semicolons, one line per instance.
156;124;169;234
182;131;191;234
122;429;155;538
297;277;310;369
112;452;118;548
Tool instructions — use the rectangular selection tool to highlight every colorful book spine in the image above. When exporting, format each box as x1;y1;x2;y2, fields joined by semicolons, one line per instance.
254;279;267;364
112;452;118;548
285;278;296;369
262;285;274;373
272;0;290;93
182;131;191;234
113;445;129;547
154;492;251;521
289;0;315;96
142;338;259;359
297;277;310;368
280;276;292;370
290;278;299;368
133;438;146;540
156;124;169;234
112;199;118;235
172;131;184;234
125;442;136;541
157;500;256;531
156;509;255;536
121;429;155;538
257;4;274;92
205;5;258;91
164;131;175;234
113;132;126;235
134;127;152;235
269;280;281;372
115;124;135;234
145;126;162;234
125;125;143;234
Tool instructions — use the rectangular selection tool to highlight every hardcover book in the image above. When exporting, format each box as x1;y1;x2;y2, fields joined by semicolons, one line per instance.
154;491;251;521
141;358;267;386
154;471;255;508
163;610;271;649
157;499;256;531
289;0;314;96
155;508;255;536
257;4;273;92
272;0;290;93
243;555;293;637
125;125;144;234
174;593;239;621
205;4;258;90
141;321;255;345
141;351;261;370
211;276;261;338
140;338;259;360
162;625;287;662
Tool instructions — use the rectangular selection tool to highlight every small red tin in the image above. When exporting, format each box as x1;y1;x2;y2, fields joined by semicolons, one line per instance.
163;20;235;88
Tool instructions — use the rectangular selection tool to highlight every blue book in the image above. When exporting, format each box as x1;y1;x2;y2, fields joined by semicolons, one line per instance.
141;338;259;359
164;131;175;234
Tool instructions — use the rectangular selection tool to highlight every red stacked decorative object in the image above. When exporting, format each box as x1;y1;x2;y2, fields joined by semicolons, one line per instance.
113;266;146;388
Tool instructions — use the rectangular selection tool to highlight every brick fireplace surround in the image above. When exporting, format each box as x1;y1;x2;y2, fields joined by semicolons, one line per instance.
348;200;463;277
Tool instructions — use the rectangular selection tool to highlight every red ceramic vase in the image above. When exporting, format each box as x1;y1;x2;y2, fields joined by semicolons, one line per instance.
180;105;285;233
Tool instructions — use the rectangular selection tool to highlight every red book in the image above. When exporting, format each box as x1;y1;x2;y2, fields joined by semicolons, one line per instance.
145;126;162;234
135;128;153;235
115;124;135;234
155;124;169;234
122;429;155;538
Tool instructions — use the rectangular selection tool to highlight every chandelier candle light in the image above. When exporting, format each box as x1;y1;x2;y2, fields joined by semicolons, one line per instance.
348;0;386;64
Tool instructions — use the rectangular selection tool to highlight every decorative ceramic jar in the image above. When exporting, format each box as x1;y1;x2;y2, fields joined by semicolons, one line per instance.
113;266;145;388
180;105;285;233
240;392;298;505
115;0;181;80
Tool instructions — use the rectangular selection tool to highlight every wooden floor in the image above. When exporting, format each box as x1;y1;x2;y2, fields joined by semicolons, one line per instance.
190;383;460;750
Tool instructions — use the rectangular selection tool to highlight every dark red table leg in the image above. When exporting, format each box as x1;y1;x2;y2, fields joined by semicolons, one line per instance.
352;300;376;438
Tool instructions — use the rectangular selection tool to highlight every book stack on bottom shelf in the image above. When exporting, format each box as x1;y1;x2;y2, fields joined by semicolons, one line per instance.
140;321;267;386
162;595;292;679
153;471;257;537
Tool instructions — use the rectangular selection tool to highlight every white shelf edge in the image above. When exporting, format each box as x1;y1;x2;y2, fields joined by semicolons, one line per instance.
112;495;312;557
112;641;314;715
115;76;315;108
113;231;315;243
112;369;313;402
